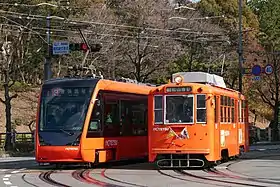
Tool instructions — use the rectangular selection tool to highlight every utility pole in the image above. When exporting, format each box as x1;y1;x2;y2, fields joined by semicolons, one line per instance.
238;0;243;93
44;13;52;81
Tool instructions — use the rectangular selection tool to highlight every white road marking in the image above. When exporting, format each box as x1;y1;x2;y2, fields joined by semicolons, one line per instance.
0;169;7;172
215;166;228;169
3;181;12;185
2;168;26;186
11;171;20;174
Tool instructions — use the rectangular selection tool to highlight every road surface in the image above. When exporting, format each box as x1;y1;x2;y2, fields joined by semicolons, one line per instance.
0;145;280;187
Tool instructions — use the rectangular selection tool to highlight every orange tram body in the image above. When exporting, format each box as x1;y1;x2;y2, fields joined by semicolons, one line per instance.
148;72;249;168
35;76;155;166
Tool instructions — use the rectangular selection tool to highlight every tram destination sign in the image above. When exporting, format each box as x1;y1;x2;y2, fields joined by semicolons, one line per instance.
42;87;92;97
166;86;192;93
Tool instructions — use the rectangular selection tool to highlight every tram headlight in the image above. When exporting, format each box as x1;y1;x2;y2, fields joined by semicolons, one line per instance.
174;76;183;84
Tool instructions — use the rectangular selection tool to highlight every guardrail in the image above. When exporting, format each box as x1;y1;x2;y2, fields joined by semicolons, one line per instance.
0;132;34;146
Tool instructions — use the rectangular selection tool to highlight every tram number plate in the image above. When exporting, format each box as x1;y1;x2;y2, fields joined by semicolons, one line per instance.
105;140;118;147
153;127;169;131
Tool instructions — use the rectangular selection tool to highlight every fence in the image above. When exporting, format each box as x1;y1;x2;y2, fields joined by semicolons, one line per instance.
0;132;34;148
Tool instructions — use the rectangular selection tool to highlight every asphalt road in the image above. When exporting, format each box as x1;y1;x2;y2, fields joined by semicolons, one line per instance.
1;145;280;187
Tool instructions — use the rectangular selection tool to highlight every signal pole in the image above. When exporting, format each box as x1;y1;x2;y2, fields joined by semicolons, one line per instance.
44;13;52;81
238;0;243;93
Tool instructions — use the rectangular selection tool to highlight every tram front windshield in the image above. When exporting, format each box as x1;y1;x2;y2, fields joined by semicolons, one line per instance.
38;86;94;146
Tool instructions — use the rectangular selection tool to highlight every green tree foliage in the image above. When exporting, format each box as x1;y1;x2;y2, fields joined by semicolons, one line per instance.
248;0;280;140
199;0;259;30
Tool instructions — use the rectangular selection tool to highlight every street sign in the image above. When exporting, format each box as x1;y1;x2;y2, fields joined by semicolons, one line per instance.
252;76;261;81
52;41;69;55
252;65;262;76
264;64;273;75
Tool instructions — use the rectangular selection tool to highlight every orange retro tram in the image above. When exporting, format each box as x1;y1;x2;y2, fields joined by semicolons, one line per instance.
35;76;155;167
148;72;249;168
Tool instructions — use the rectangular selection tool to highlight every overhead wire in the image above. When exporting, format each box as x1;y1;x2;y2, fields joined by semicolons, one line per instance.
0;13;229;44
0;15;48;44
0;27;173;49
0;2;83;9
1;22;228;44
0;9;225;36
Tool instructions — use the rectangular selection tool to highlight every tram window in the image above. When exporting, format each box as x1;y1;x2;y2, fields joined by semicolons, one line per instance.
196;95;206;123
165;95;194;124
214;96;218;123
88;94;102;131
220;106;223;122
121;96;148;136
224;107;227;122
154;96;163;124
227;107;231;123
231;108;235;123
103;94;120;136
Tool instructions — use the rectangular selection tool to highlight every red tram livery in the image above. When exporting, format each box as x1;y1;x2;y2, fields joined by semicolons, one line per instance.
35;76;155;166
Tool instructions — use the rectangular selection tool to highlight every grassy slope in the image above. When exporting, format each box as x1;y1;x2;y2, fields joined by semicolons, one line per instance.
0;89;39;132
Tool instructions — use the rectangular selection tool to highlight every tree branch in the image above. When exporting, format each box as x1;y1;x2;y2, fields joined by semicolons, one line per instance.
125;52;136;65
8;80;15;88
257;88;274;108
0;98;5;104
10;94;18;100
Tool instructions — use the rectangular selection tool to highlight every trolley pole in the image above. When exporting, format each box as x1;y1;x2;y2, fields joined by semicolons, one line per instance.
44;13;52;81
238;0;243;93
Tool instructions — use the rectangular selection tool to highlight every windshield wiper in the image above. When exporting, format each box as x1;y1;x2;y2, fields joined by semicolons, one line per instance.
60;129;74;136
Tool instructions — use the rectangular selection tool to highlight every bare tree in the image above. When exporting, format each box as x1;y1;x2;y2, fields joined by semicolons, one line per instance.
0;36;18;151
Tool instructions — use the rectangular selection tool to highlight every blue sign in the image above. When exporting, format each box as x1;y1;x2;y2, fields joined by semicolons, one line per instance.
252;76;261;81
264;64;273;75
252;65;262;76
52;41;69;55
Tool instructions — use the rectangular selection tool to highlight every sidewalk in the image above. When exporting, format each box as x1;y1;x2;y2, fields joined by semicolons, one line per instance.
250;141;280;151
253;141;280;146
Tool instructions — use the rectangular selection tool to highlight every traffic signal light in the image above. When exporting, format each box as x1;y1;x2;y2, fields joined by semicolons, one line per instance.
69;43;89;52
90;43;102;52
69;43;102;52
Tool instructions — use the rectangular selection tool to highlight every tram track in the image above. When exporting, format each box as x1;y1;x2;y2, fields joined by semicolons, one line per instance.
39;170;71;187
13;151;280;187
157;169;226;187
100;169;148;187
170;153;280;187
207;167;280;186
21;174;40;187
177;169;267;187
